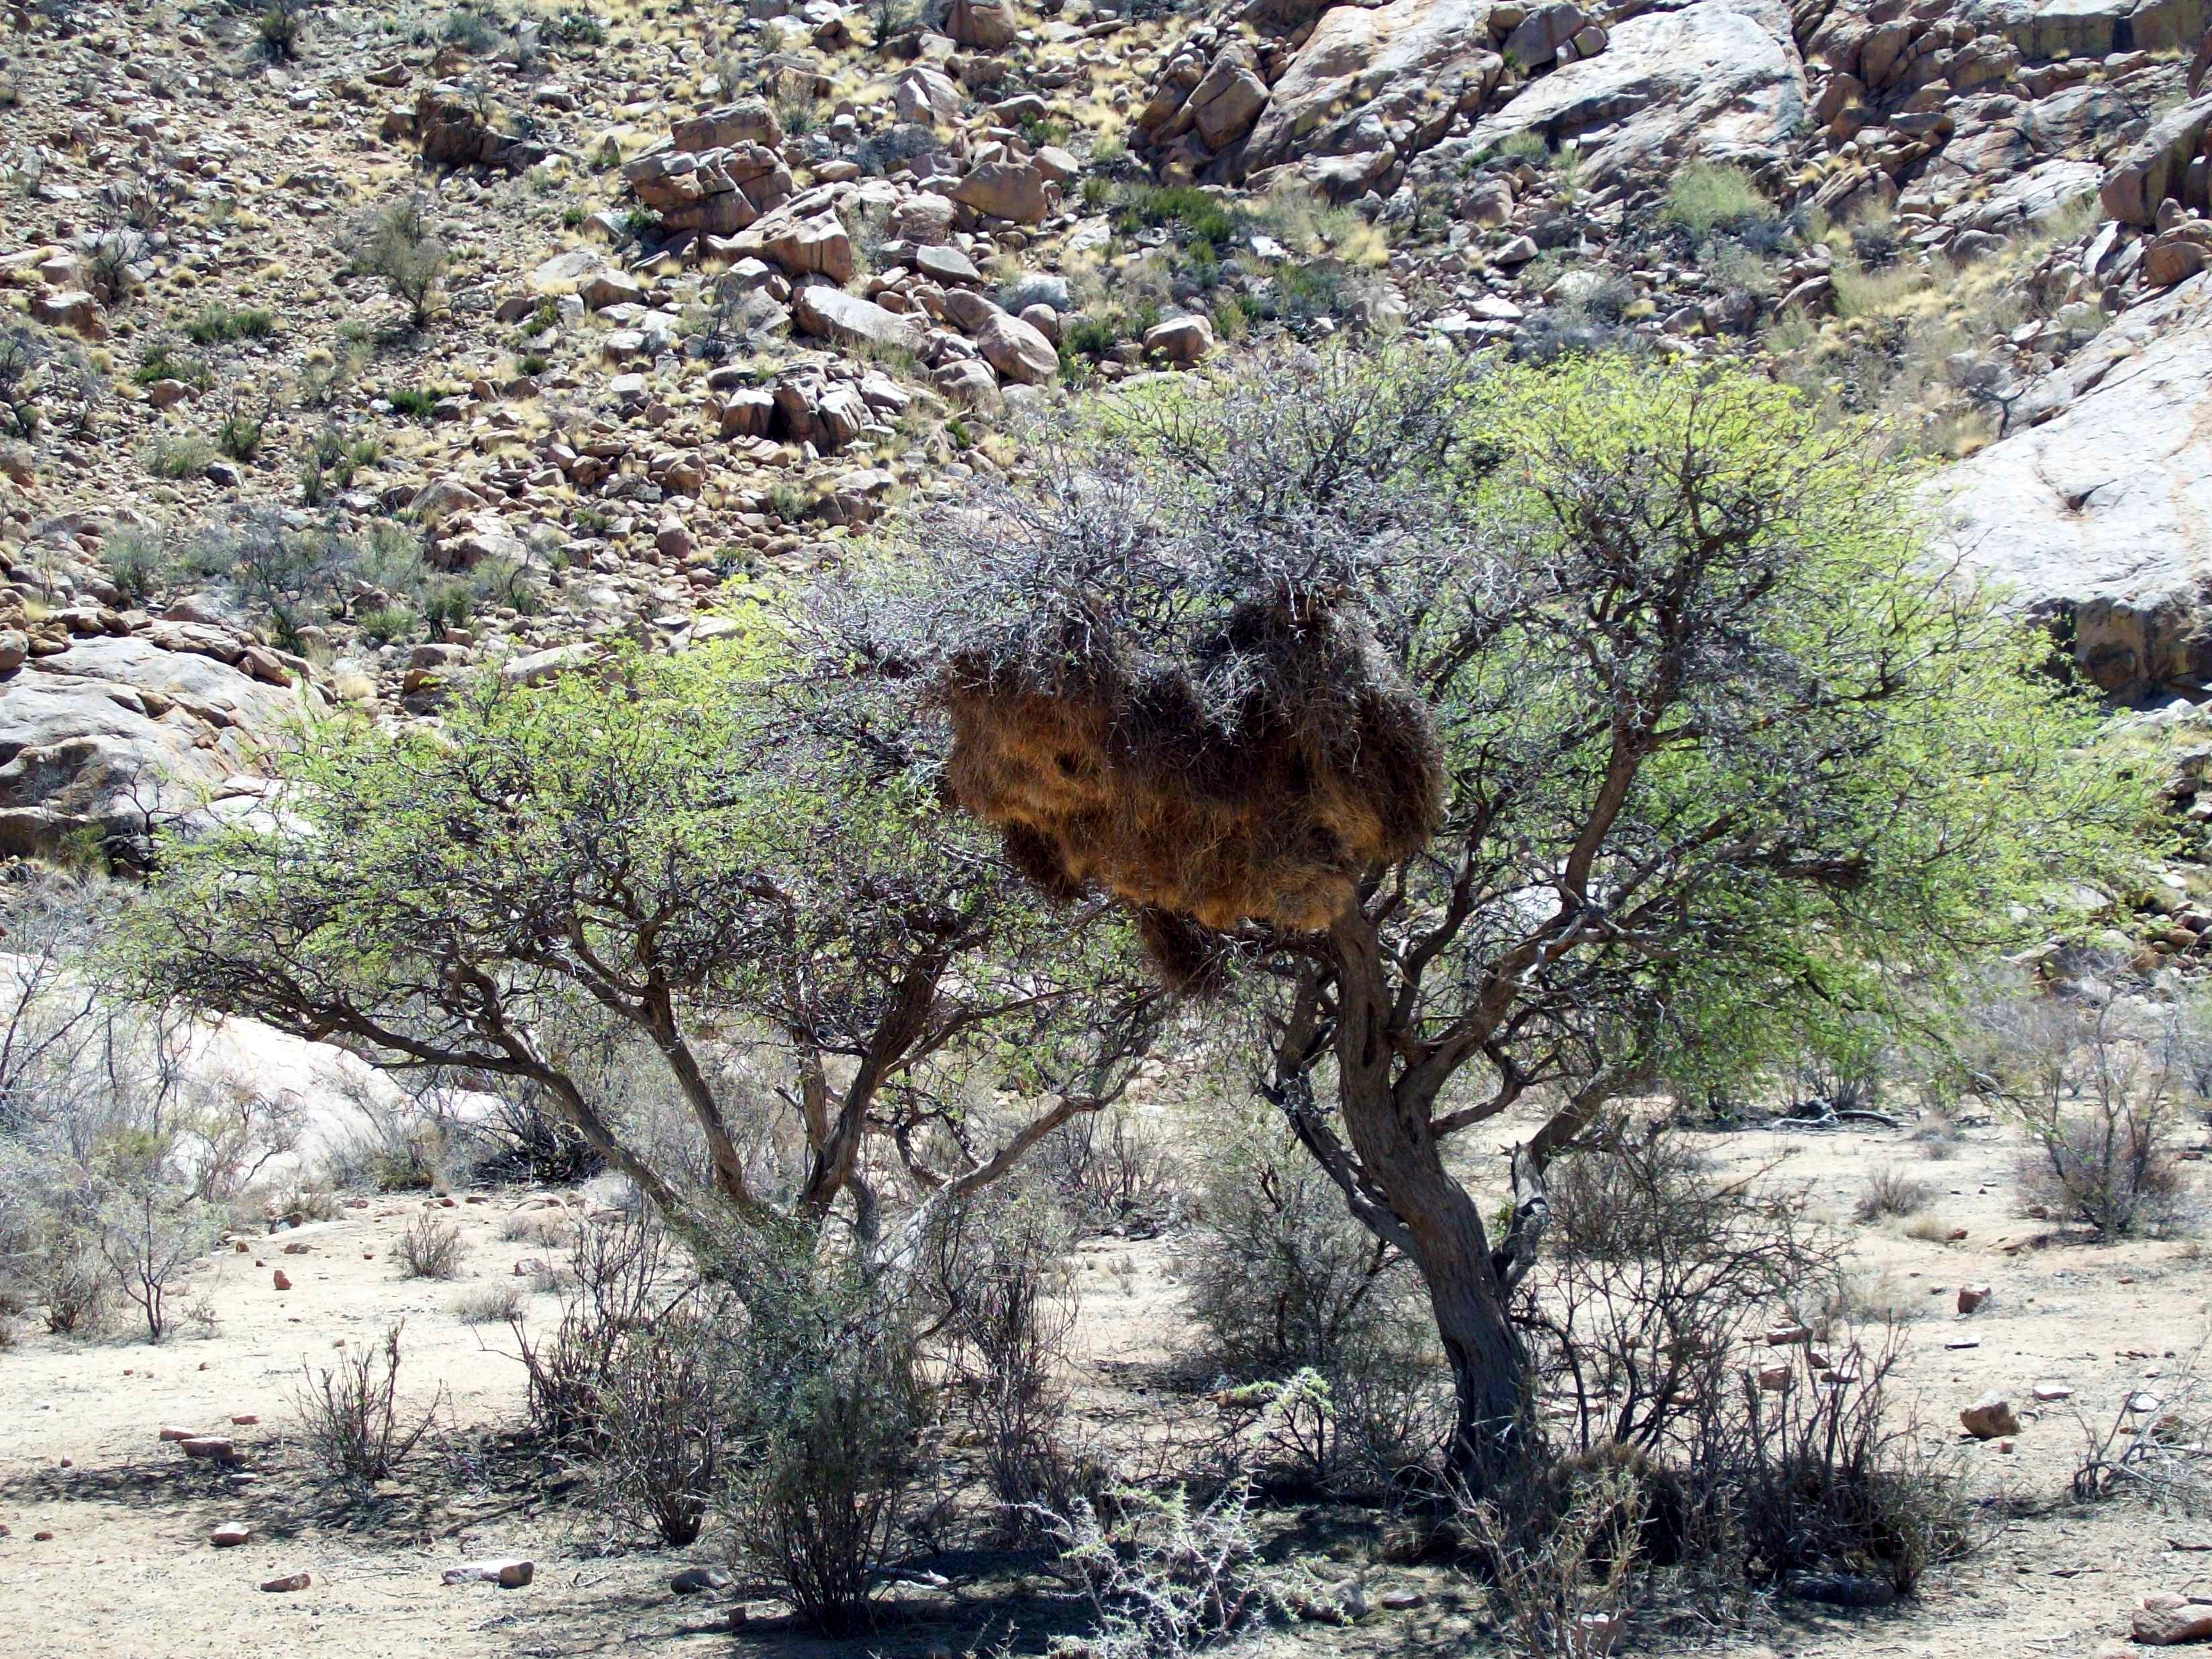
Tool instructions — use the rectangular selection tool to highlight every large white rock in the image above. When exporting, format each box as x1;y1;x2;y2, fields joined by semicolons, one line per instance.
0;635;311;863
1244;0;1503;185
1928;273;2212;700
1470;0;1807;187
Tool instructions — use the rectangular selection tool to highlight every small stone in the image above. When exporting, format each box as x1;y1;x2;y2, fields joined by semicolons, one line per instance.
179;1436;238;1463
157;1425;199;1442
442;1557;534;1588
671;1565;730;1595
1766;1325;1813;1347
260;1572;311;1593
1960;1393;2020;1440
232;1414;259;1426
1956;1283;1991;1315
272;1270;291;1291
2135;1601;2212;1644
1378;1587;1425;1609
1756;1362;1793;1391
34;1530;55;1541
2033;1382;2073;1403
210;1523;251;1548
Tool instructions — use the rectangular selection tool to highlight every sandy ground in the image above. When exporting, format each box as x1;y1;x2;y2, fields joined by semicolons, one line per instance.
1;1115;2206;1659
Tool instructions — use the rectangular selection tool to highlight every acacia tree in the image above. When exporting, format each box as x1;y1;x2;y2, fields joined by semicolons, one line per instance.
848;348;2149;1487
115;637;1159;1252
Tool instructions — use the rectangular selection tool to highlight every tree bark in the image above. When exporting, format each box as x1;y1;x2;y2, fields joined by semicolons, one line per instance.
1328;912;1531;1493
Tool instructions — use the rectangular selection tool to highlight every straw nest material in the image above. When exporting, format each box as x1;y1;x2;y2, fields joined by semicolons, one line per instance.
942;595;1443;977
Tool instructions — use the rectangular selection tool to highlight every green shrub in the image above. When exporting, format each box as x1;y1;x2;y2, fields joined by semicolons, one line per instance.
134;343;212;390
385;385;456;421
1664;162;1777;238
144;434;216;480
183;306;276;346
1113;183;1238;249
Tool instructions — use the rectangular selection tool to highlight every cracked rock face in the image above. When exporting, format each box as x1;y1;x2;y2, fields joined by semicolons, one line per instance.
1929;274;2212;700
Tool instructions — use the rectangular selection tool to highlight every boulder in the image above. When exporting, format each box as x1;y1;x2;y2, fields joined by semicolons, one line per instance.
1145;313;1215;362
670;98;781;152
975;311;1059;383
0;634;310;866
2135;1599;2212;1646
756;207;856;284
413;85;546;172
793;284;927;354
947;0;1019;48
1244;0;1505;191
1503;1;1587;70
2100;96;2212;227
1183;48;1270;152
895;65;961;126
1929;278;2212;700
952;159;1052;223
1463;0;1806;189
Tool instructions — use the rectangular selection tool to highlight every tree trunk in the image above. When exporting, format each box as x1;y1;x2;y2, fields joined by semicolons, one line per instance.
1328;913;1533;1494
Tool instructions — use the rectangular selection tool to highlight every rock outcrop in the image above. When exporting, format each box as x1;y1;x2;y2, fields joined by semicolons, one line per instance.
1930;273;2212;700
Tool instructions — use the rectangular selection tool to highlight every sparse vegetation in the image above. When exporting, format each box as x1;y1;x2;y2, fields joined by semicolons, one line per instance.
346;194;449;330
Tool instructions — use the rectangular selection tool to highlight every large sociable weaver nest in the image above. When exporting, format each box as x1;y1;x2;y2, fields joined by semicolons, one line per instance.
940;590;1444;985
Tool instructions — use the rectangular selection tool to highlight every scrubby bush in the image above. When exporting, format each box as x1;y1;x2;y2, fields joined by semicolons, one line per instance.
718;1234;930;1635
1664;163;1776;239
589;1299;732;1546
1958;989;2195;1236
1042;1474;1276;1659
346;195;449;330
924;1183;1085;1532
397;1211;466;1279
1854;1164;1936;1222
184;305;276;346
293;1322;444;1480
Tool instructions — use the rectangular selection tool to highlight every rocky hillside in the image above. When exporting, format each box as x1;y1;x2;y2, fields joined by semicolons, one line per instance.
2;0;2210;858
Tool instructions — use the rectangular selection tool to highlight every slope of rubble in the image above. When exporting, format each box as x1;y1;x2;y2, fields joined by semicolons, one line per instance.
2;0;2211;854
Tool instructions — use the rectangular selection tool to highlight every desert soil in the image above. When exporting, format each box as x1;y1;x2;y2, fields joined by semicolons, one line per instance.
1;1111;2203;1659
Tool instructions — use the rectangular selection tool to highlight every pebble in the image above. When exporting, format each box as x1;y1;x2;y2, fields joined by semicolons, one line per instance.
272;1270;291;1291
1959;1393;2020;1439
670;1566;730;1595
1956;1283;1991;1314
210;1523;250;1548
1379;1587;1425;1609
260;1572;311;1593
442;1558;534;1588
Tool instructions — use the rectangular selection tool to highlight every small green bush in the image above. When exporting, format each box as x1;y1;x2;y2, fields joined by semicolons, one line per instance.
1664;162;1776;238
183;306;276;346
144;434;216;480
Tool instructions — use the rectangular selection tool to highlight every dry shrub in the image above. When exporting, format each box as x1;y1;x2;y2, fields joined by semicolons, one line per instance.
1520;1121;1842;1462
1459;1456;1647;1659
1036;1105;1181;1229
1723;1328;1969;1599
1041;1475;1276;1659
2015;1108;2191;1237
397;1210;466;1279
1958;988;2195;1237
512;1207;678;1446
924;1183;1089;1534
1854;1164;1936;1222
589;1299;732;1548
717;1238;929;1636
452;1283;523;1325
1181;1109;1447;1496
37;1248;111;1336
293;1322;444;1481
2070;1336;2212;1509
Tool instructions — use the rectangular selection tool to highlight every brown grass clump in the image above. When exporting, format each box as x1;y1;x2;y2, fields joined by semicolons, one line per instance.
941;597;1442;981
